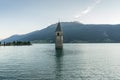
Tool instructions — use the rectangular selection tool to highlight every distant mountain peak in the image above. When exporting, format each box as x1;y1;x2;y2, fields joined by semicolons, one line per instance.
1;22;120;43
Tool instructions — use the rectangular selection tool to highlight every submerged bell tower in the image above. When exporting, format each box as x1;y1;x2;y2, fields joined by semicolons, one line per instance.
55;22;63;49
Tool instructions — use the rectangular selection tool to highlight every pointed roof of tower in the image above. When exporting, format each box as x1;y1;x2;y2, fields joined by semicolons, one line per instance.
56;22;62;32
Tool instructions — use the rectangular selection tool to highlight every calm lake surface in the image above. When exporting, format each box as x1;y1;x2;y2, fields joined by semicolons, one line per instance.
0;43;120;80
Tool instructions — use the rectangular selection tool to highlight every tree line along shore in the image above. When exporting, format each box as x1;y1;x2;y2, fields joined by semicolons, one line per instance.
0;41;31;46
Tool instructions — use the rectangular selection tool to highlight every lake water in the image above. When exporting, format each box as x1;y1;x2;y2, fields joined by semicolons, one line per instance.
0;44;120;80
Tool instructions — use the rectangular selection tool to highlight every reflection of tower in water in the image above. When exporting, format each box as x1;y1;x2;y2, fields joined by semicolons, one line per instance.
55;49;64;57
54;49;64;80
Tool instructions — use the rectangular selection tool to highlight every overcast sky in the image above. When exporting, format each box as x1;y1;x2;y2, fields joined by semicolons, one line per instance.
0;0;120;39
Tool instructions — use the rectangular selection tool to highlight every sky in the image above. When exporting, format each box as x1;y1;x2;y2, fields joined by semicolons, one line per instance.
0;0;120;39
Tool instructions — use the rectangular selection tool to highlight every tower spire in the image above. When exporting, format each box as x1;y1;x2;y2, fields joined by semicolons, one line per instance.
56;22;62;32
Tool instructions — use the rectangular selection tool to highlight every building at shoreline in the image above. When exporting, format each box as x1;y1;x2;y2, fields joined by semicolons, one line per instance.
55;22;63;49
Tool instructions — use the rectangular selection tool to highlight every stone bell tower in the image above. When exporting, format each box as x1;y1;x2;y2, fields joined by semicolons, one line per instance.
55;22;63;49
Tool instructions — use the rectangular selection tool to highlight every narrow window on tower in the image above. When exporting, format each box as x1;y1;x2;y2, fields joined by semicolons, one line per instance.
57;33;59;36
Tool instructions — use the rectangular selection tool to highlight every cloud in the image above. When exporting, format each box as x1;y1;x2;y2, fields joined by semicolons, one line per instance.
74;0;102;18
94;0;102;4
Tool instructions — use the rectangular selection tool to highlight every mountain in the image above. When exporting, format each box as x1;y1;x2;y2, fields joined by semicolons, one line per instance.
1;22;120;43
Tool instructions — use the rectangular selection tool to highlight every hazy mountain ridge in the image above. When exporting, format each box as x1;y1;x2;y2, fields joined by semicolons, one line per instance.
1;22;120;43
